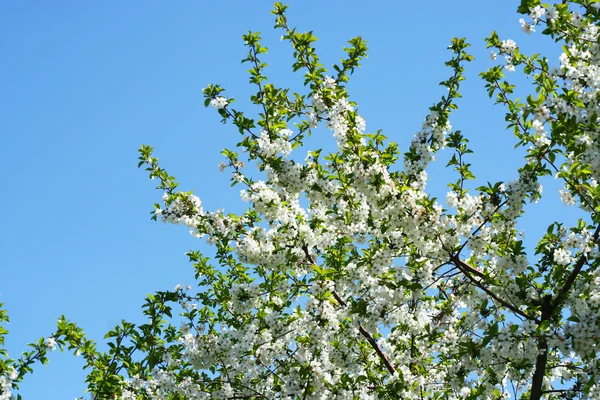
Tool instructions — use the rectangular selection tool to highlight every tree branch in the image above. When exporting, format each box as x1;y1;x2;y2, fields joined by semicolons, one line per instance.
551;223;600;310
530;223;599;399
530;295;552;400
453;256;485;279
331;291;396;375
300;245;396;375
453;256;538;323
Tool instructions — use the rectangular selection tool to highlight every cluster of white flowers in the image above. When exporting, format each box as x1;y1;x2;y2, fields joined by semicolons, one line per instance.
531;118;550;147
559;188;577;206
256;128;293;158
45;336;56;351
520;18;535;34
553;247;573;266
405;111;450;174
129;4;600;398
0;367;17;400
327;97;357;149
566;228;595;255
498;39;518;71
322;75;336;89
500;39;517;54
529;5;546;23
209;96;228;109
155;193;205;232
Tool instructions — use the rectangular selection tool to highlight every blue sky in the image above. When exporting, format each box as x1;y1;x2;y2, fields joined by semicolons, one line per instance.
0;1;582;398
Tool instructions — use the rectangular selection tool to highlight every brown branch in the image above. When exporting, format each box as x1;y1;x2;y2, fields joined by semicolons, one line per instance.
453;257;538;323
530;224;600;398
530;295;552;400
331;291;396;375
453;256;485;279
300;246;396;375
551;223;600;311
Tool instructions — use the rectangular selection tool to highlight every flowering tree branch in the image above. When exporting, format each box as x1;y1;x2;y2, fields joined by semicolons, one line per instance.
5;1;600;399
330;290;397;375
552;222;600;311
452;256;539;323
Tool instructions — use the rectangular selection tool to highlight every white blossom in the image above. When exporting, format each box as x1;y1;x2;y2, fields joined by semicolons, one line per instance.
210;96;228;109
45;337;57;351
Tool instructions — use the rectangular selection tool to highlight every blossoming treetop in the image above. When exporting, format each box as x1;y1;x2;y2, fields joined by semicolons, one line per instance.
3;1;600;399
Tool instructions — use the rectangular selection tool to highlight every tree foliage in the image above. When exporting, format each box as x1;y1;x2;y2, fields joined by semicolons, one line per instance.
3;1;600;399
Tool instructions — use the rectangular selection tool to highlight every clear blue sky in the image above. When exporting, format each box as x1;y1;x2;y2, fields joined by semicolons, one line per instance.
0;1;580;398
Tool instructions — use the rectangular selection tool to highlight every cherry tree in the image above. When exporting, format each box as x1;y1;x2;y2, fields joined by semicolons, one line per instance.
3;1;600;399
